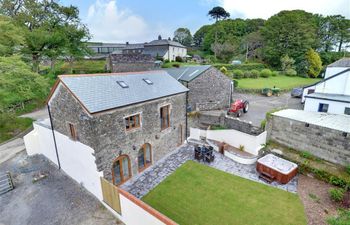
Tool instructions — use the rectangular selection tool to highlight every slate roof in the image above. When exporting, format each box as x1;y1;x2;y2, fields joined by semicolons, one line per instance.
162;65;212;82
55;71;188;114
144;39;185;48
272;109;350;133
305;93;350;103
328;58;350;67
123;43;145;50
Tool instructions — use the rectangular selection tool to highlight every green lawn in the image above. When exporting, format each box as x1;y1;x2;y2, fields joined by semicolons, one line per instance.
142;161;306;225
0;114;33;143
237;75;321;90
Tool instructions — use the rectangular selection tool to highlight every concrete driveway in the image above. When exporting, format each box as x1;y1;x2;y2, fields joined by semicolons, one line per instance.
0;152;122;225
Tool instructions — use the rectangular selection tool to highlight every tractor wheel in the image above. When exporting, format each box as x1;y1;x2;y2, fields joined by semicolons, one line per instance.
243;101;249;113
236;109;243;117
266;91;272;97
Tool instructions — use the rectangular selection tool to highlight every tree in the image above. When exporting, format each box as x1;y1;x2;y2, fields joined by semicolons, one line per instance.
261;10;318;70
208;6;230;58
173;28;193;46
0;0;90;72
0;15;23;56
280;55;295;72
305;49;322;78
193;25;212;48
243;31;264;61
210;42;235;62
0;55;49;112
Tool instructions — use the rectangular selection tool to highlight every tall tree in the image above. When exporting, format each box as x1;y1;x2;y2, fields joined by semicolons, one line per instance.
0;15;23;56
261;10;318;70
173;28;193;46
193;25;211;48
0;0;90;72
305;49;322;78
208;6;230;58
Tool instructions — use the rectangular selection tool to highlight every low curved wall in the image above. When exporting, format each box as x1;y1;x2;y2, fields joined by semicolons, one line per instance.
224;151;258;165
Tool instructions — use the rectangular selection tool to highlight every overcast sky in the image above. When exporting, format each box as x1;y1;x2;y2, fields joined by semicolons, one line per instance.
61;0;350;43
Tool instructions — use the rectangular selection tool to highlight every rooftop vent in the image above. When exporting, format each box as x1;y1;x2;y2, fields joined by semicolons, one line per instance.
117;81;129;88
143;78;153;85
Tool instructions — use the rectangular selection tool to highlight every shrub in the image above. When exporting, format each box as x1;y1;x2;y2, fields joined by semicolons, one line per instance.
329;188;345;202
164;59;170;63
232;69;244;79
285;68;297;76
260;119;267;130
280;54;295;72
260;69;272;78
175;56;183;62
220;66;228;74
346;165;350;175
232;80;239;88
271;71;279;77
305;48;322;78
239;145;245;151
243;70;252;78
250;69;260;78
172;63;180;68
327;209;350;225
213;63;266;71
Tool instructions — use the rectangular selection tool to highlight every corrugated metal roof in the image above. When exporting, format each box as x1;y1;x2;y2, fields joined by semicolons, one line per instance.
328;58;350;67
144;39;185;48
272;109;350;133
162;65;212;82
305;93;350;103
59;71;188;114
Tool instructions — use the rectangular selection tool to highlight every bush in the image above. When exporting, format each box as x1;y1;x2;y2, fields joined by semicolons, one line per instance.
172;63;180;68
213;63;266;71
271;71;279;77
220;66;228;74
243;70;252;78
250;70;260;78
232;69;244;79
327;209;350;225
305;48;322;78
346;165;350;175
260;69;272;78
285;68;297;76
175;56;183;62
232;79;239;88
329;188;345;202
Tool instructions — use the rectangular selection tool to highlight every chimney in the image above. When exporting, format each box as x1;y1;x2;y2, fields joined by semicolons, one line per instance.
126;41;129;45
168;37;171;41
158;35;162;40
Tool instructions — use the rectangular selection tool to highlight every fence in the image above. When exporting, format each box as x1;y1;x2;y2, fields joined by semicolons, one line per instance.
0;172;14;195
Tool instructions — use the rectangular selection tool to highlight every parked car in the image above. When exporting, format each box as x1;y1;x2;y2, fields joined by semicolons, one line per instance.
291;87;303;98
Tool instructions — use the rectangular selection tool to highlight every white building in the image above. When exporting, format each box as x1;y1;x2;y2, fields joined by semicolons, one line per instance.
303;58;350;115
144;36;187;61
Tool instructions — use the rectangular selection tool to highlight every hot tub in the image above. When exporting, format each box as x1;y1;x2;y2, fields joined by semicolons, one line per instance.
257;154;298;184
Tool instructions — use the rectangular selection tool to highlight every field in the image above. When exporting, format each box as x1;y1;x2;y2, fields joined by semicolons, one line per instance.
142;161;307;225
237;75;321;90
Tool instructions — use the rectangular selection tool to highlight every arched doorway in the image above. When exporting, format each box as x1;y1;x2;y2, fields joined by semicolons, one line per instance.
112;155;131;185
138;143;152;172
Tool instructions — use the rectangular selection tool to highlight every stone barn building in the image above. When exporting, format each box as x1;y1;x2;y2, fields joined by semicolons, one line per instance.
46;71;188;185
163;65;233;111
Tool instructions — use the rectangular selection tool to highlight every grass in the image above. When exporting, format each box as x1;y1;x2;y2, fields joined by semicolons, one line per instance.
0;113;33;143
236;75;321;90
142;161;307;225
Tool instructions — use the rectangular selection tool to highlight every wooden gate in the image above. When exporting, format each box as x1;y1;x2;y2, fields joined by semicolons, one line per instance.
100;177;121;214
0;172;14;195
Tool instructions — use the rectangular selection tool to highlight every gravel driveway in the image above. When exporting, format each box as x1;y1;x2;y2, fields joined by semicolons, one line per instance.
0;152;122;225
205;92;303;126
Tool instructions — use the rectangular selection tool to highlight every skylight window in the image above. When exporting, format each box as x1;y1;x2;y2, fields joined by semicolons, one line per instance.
143;78;153;85
117;81;129;88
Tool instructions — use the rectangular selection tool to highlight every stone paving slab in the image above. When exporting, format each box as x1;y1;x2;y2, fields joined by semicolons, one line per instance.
121;145;298;199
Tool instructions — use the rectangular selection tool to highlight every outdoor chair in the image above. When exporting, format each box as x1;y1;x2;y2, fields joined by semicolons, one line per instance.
205;154;215;163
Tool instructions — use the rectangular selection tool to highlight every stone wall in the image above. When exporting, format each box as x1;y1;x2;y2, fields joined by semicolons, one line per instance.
187;67;232;111
49;84;186;182
189;112;263;136
267;115;350;166
108;54;157;73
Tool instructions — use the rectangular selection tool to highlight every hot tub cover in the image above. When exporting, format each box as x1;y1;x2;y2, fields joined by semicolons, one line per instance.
257;154;298;175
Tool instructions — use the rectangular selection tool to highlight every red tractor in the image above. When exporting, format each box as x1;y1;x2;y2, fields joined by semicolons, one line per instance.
227;99;249;117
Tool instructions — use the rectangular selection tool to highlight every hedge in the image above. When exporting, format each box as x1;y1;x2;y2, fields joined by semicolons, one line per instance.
214;62;266;71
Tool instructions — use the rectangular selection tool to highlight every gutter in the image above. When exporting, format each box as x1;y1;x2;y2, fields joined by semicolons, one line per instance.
47;104;61;169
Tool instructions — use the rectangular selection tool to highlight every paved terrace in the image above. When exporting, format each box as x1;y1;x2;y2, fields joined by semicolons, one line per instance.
121;145;298;198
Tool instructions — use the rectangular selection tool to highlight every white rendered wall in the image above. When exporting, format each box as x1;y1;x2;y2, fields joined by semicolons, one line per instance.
304;98;350;114
325;67;347;78
24;120;103;200
315;70;350;95
302;85;316;103
189;128;267;155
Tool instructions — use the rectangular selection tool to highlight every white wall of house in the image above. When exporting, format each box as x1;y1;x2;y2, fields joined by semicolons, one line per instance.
302;85;316;103
167;46;187;61
304;98;350;114
24;120;104;200
189;128;266;155
315;70;350;95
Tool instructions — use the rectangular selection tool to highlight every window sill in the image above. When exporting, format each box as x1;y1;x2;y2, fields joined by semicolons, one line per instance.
138;163;152;173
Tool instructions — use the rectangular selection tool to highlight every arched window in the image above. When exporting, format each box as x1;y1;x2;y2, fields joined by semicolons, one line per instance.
112;155;131;185
138;143;152;171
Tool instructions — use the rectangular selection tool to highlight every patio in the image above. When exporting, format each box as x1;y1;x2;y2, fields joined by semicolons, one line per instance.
120;144;298;198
